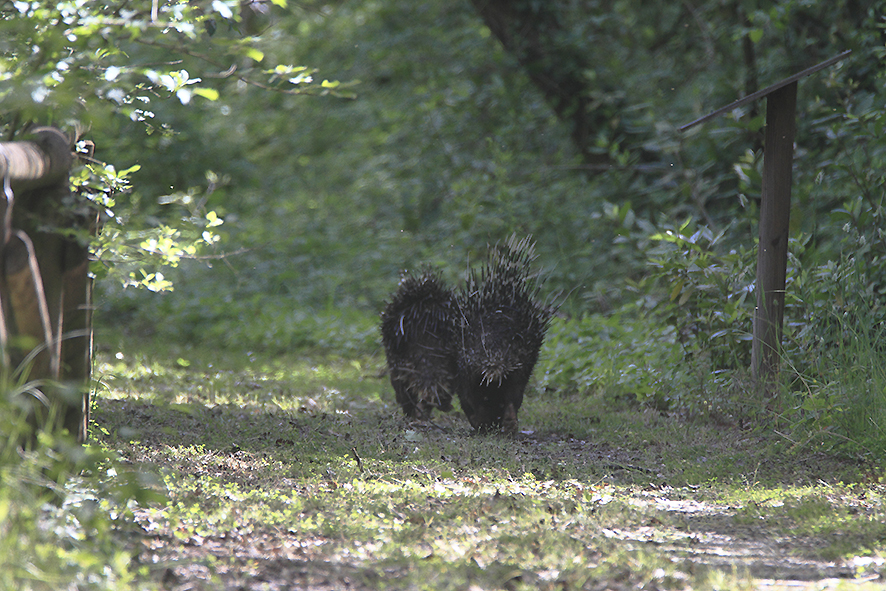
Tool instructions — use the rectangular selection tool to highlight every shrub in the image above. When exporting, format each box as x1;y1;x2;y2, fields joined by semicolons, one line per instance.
0;373;164;590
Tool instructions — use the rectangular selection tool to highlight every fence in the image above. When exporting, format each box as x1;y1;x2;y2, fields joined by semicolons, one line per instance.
680;50;851;389
0;127;95;442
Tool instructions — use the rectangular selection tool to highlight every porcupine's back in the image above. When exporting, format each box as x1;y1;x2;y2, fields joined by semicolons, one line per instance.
380;268;458;420
456;235;554;433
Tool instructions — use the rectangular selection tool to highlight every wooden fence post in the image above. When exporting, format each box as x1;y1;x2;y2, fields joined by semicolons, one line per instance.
0;127;94;443
750;82;797;386
679;51;850;392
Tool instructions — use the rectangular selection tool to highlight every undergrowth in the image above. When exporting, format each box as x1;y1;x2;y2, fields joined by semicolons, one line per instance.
0;375;163;591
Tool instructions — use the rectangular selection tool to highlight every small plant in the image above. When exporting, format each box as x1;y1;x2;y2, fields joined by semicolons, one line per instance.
784;303;886;460
0;363;165;591
537;305;687;411
645;218;757;372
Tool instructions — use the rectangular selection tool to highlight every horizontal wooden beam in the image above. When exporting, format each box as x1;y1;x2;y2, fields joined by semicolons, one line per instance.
0;127;72;190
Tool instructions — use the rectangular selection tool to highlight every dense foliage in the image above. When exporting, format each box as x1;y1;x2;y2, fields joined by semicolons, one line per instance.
107;3;885;401
1;3;885;588
1;0;354;289
0;0;882;432
89;2;881;301
0;375;164;590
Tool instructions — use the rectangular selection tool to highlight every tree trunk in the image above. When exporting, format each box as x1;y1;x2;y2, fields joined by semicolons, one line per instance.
468;0;612;166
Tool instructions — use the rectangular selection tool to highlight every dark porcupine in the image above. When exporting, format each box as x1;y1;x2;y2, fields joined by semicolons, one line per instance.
380;268;459;420
456;235;555;434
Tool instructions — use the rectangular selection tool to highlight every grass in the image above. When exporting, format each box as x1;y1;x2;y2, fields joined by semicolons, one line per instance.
5;324;886;590
83;326;886;589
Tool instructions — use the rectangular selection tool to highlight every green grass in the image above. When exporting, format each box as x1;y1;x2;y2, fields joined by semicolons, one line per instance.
68;326;886;590
4;322;885;590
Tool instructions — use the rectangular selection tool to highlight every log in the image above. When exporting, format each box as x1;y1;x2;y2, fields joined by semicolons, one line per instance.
0;127;72;190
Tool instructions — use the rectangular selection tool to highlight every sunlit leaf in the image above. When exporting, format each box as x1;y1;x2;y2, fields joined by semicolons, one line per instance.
192;87;220;101
245;48;264;63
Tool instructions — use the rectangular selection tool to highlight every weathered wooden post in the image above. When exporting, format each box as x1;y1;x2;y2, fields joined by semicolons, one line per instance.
679;50;850;389
0;127;94;442
751;82;796;385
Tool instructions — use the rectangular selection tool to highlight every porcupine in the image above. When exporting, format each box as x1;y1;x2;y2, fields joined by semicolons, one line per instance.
380;267;459;420
455;235;555;434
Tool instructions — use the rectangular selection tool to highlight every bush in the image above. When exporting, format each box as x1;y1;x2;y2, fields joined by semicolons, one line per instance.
538;307;684;409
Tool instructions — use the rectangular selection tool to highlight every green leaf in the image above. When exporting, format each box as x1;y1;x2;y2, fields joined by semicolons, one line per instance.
669;279;684;302
118;164;142;178
192;87;220;101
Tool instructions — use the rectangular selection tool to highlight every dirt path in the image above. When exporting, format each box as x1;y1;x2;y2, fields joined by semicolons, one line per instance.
513;430;884;588
137;487;883;590
613;491;875;586
96;380;885;590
